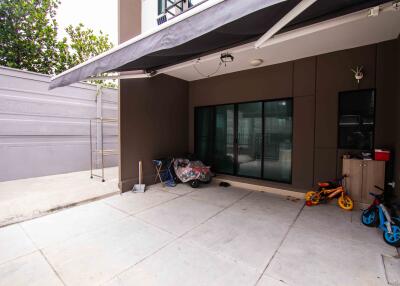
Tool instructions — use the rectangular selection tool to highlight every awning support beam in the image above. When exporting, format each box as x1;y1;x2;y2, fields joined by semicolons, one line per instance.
254;0;318;49
88;72;152;81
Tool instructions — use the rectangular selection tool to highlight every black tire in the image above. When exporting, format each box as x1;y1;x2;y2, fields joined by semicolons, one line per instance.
189;180;200;188
361;208;379;227
382;225;400;247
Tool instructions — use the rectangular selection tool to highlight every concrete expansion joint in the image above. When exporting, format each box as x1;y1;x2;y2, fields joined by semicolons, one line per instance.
0;249;38;269
38;248;67;286
254;203;306;286
17;223;67;286
103;190;254;285
134;216;177;237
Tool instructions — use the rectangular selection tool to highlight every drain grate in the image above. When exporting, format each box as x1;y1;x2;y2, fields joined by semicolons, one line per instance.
382;254;400;286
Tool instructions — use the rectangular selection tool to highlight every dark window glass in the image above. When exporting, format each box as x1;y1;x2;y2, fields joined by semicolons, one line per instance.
194;99;293;183
195;107;214;165
263;100;292;183
214;105;234;174
237;102;262;177
158;0;165;15
339;90;375;150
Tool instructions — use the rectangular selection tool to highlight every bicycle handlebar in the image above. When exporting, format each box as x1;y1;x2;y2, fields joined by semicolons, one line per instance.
374;185;385;192
369;192;384;200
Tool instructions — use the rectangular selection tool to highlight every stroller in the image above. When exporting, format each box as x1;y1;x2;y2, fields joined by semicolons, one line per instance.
173;158;212;188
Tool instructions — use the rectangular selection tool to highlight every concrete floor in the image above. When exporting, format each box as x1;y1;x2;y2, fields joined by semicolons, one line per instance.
0;183;398;286
0;167;119;227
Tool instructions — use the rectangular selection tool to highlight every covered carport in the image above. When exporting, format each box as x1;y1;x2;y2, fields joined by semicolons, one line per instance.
50;0;400;199
0;1;399;283
1;1;400;285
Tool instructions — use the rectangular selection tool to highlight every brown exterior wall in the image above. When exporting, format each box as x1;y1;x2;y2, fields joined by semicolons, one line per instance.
375;40;398;192
119;75;189;191
118;2;189;192
119;0;141;192
396;35;400;200
188;40;398;191
315;44;376;182
118;0;141;44
292;57;316;189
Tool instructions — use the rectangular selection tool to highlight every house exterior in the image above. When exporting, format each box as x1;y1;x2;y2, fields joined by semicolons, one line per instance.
52;0;400;200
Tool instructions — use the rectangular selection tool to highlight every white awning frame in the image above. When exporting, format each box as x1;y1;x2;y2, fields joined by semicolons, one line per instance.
92;2;396;81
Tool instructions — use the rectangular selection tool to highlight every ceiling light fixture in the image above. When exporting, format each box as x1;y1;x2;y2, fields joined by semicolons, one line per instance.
367;6;380;17
220;53;234;66
250;59;263;67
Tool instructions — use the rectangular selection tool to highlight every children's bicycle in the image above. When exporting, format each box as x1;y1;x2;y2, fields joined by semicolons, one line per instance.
361;186;400;247
305;176;354;211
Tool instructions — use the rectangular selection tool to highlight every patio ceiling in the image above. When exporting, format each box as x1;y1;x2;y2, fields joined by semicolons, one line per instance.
166;2;400;81
50;0;394;89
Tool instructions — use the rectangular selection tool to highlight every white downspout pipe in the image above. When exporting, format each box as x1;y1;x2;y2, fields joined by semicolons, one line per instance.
254;0;318;49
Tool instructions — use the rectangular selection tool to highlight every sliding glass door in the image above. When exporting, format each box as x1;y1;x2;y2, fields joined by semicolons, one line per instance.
195;107;214;165
195;99;292;183
237;102;262;177
263;100;292;182
214;105;234;174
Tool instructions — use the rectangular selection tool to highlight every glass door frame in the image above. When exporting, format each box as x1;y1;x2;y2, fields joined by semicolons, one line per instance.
194;97;293;184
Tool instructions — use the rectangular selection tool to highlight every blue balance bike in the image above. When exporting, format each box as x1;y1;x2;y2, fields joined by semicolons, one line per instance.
361;186;400;247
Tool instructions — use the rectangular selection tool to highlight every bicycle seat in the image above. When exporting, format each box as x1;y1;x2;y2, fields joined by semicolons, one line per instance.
318;182;330;187
318;181;339;188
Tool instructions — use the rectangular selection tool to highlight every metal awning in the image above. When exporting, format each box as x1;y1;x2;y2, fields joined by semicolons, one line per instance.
50;0;390;89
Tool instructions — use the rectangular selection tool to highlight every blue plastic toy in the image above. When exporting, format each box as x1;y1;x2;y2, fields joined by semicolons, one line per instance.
361;186;400;247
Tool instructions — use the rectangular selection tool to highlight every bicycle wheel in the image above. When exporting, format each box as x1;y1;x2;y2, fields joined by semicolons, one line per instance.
383;225;400;247
305;191;314;201
305;191;320;205
361;208;378;227
338;195;353;211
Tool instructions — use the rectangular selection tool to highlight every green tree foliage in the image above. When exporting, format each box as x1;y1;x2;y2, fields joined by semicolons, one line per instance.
57;23;116;87
0;0;116;87
0;0;61;74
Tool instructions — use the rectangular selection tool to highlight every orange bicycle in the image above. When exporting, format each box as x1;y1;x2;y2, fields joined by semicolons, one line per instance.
305;176;354;211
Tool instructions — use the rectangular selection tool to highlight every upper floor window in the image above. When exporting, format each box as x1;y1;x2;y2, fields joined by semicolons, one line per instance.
158;0;165;15
158;0;206;15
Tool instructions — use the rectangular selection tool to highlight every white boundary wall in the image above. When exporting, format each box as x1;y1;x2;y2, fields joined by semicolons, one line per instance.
0;66;118;182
